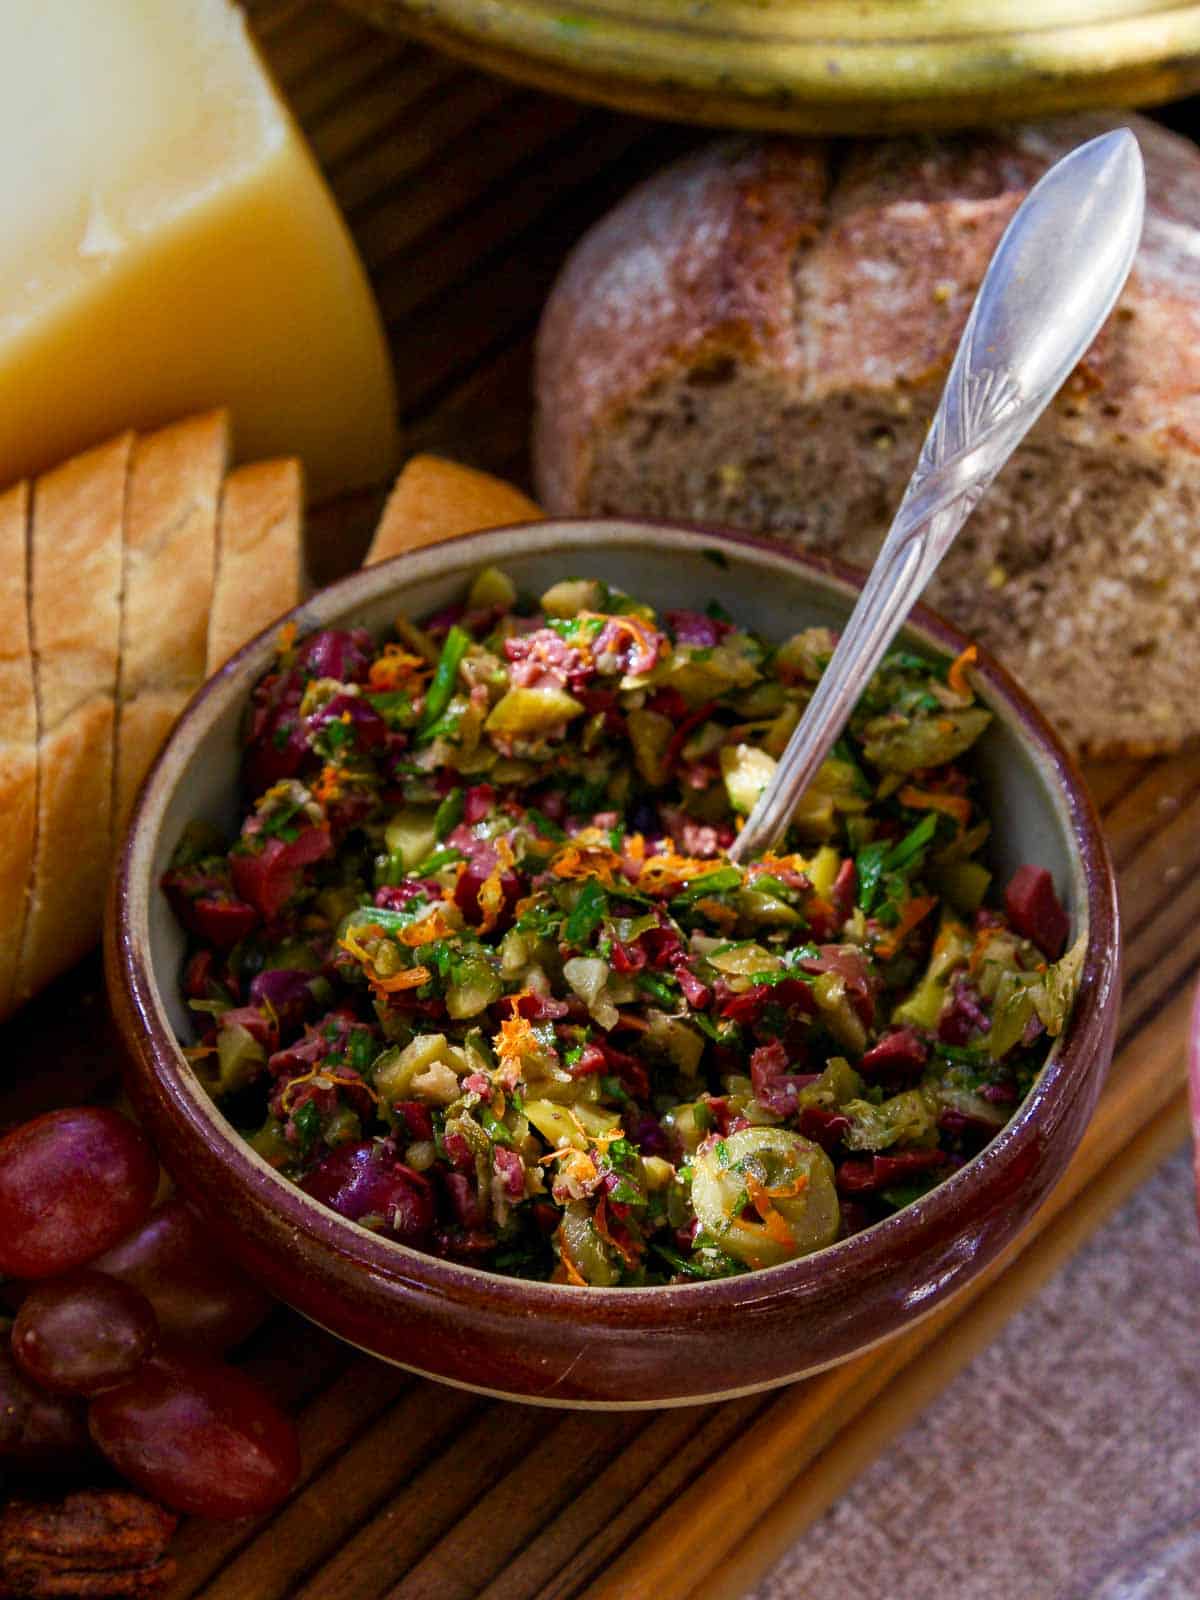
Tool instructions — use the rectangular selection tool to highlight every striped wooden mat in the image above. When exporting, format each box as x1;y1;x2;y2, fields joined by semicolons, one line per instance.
2;7;1191;1596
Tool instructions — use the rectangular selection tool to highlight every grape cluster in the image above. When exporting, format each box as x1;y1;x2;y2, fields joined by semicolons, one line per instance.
0;1107;300;1519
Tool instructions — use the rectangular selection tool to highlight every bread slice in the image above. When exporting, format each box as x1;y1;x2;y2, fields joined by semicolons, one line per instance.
0;483;35;1018
115;411;228;838
365;453;542;566
533;113;1200;756
15;435;131;1005
207;458;305;674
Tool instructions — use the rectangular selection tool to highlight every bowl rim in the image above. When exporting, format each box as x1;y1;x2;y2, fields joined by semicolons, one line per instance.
108;516;1120;1321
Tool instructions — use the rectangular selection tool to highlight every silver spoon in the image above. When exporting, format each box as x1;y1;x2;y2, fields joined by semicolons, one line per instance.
728;128;1145;864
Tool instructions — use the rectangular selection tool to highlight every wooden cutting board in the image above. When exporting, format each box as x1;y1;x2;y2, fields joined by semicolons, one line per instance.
0;6;1192;1597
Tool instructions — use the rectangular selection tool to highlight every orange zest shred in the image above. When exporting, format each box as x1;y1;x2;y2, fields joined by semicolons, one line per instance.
337;926;378;965
555;1226;589;1287
313;764;344;806
744;1174;800;1253
635;842;728;897
586;612;668;675
368;644;431;693
398;907;460;947
276;620;297;656
475;837;516;934
549;839;623;887
756;852;811;879
764;1176;809;1202
494;995;540;1073
338;923;433;992
897;785;972;828
538;1145;585;1167
947;643;978;698
280;1064;379;1114
370;965;431;994
875;895;937;961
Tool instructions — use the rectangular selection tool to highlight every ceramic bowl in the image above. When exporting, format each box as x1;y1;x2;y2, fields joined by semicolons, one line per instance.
107;519;1121;1408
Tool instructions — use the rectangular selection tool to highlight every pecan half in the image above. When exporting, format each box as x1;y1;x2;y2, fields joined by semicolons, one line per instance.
0;1491;177;1598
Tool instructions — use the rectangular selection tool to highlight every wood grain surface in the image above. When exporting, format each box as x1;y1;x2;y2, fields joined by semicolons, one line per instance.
0;6;1193;1597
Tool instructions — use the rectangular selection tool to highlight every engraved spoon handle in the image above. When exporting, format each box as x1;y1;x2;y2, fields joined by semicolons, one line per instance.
729;129;1145;864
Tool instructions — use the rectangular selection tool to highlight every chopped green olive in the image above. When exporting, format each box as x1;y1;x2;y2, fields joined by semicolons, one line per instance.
691;1128;839;1267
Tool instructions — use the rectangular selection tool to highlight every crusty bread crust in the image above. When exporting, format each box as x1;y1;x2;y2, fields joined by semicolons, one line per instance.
534;138;827;516
15;435;131;1005
0;483;34;1018
115;411;228;838
534;113;1200;754
208;459;305;674
366;453;542;567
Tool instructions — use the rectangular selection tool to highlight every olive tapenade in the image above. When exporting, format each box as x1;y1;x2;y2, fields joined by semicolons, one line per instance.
165;567;1082;1285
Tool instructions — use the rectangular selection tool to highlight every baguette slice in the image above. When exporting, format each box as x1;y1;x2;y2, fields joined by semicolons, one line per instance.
115;411;229;838
15;435;131;1005
365;454;542;566
207;458;304;674
0;483;35;1017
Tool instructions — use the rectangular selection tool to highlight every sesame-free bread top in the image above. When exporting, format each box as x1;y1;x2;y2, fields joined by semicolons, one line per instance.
533;112;1200;754
15;434;130;1006
0;482;34;1017
366;453;543;568
115;410;228;838
207;458;304;674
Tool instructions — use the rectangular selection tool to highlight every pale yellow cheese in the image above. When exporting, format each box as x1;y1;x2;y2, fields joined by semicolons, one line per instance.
0;0;396;501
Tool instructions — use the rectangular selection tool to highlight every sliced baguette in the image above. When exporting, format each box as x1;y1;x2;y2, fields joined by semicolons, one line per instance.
365;453;542;566
0;483;35;1017
115;411;229;838
15;436;131;1005
207;458;304;674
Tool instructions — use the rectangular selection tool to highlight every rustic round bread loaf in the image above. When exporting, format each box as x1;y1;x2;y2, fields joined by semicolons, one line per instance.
533;111;1200;755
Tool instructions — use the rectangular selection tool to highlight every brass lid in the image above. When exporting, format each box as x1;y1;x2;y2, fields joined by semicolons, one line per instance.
342;1;1200;132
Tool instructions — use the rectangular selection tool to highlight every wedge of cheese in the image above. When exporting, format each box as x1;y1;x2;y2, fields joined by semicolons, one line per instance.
0;0;396;502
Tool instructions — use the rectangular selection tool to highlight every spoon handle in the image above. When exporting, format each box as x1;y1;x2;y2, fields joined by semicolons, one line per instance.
728;129;1145;864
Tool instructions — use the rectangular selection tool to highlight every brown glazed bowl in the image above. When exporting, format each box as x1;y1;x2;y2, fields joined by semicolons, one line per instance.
107;520;1120;1408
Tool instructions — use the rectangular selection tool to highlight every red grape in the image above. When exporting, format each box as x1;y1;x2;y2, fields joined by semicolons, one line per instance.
88;1344;301;1518
0;1108;158;1278
92;1199;273;1352
12;1271;158;1396
0;1344;91;1468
